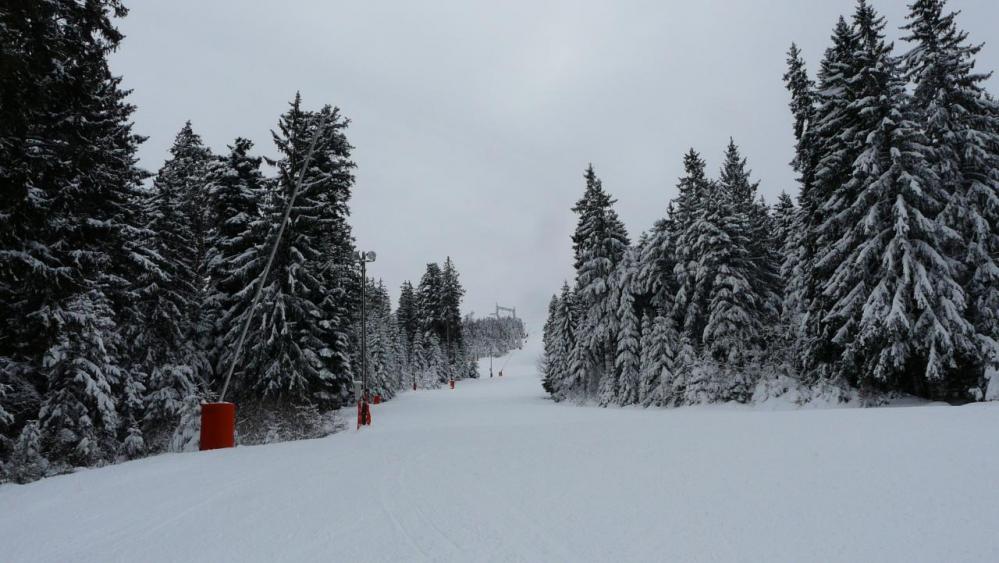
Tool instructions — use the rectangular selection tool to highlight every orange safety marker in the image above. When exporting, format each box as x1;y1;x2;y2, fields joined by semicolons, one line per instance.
200;402;236;450
356;400;372;429
449;379;455;389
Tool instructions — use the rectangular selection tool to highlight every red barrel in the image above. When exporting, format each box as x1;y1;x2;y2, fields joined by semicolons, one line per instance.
200;402;236;451
374;394;381;405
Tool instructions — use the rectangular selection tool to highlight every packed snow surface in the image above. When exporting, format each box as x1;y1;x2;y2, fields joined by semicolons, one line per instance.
3;344;999;562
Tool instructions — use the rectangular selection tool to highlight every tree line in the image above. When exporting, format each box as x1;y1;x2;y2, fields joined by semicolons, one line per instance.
464;314;528;361
543;0;999;407
0;2;478;482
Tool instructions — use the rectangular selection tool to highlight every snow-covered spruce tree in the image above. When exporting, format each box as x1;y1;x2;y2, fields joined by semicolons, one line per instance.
170;126;215;357
138;123;213;449
234;94;355;405
693;178;762;369
814;1;976;397
770;191;804;363
609;248;641;406
544;283;577;398
417;262;445;342
640;314;681;406
397;281;419;348
362;280;400;399
718;139;781;326
392;313;413;390
781;44;818;358
206;138;266;384
772;192;798;270
413;332;445;388
636;314;656;404
570;165;630;400
902;0;999;397
440;256;467;370
669;150;713;345
0;0;150;469
38;291;123;468
541;294;559;383
5;421;49;484
799;14;864;378
306;103;357;404
637;209;678;316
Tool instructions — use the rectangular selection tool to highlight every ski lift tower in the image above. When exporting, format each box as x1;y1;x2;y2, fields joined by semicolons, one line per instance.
494;304;516;320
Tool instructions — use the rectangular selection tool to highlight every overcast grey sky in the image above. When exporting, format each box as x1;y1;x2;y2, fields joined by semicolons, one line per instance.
110;0;998;332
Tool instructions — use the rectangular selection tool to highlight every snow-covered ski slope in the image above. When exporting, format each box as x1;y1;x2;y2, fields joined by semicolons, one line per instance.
3;343;999;563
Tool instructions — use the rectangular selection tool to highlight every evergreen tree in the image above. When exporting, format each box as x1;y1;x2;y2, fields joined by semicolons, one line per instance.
0;0;149;465
571;165;630;399
641;315;680;406
545;283;577;399
5;421;48;484
417;262;445;341
902;0;999;394
612;249;641;406
38;291;122;467
440;257;466;366
781;44;818;354
692;179;762;365
207;138;268;396
139;123;212;444
542;294;560;383
236;94;354;405
772;192;803;352
670;150;713;342
801;15;864;376
718;139;781;324
397;281;419;346
815;1;976;395
772;192;797;263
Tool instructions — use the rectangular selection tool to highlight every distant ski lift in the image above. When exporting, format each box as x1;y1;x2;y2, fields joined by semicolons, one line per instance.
494;304;516;319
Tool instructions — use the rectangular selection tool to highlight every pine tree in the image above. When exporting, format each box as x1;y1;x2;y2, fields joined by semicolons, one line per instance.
801;15;864;376
571;165;630;399
542;294;560;383
611;249;641;405
139;123;212;444
305;103;357;402
815;1;976;395
718;139;781;324
397;281;419;347
206;137;266;374
545;283;577;399
236;94;354;405
692;178;762;366
0;0;149;466
902;0;999;395
640;315;680;406
670;150;713;343
440;257;466;367
772;192;803;355
6;421;48;483
38;291;122;467
417;262;445;341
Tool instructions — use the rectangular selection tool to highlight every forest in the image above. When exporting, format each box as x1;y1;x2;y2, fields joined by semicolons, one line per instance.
0;3;488;482
542;0;999;407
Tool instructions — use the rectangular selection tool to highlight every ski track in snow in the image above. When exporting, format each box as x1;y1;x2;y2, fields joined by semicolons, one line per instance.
3;340;999;562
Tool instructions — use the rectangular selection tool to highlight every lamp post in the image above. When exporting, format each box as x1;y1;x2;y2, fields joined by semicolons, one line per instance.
357;250;376;427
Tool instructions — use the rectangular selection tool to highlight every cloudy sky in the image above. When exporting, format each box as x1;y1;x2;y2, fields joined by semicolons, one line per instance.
110;0;999;332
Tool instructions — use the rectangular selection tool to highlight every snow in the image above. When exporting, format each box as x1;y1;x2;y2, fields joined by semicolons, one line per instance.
3;341;999;562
